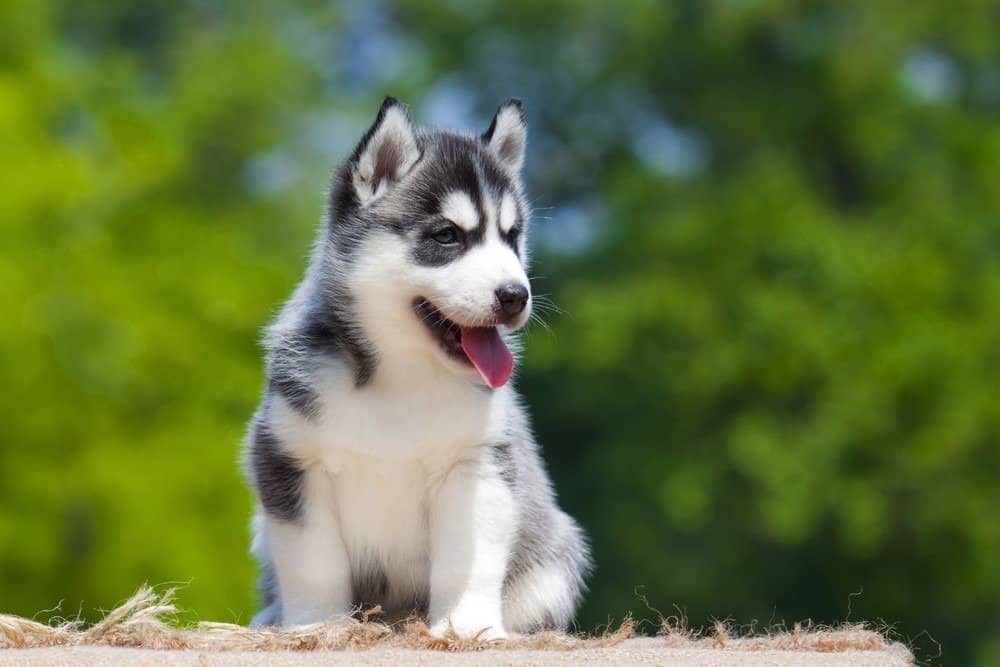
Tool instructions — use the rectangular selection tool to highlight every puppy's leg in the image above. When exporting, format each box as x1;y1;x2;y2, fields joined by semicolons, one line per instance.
266;466;352;626
428;458;515;640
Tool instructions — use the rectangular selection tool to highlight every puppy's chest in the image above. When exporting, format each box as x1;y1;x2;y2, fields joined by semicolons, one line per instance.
333;456;430;555
313;370;497;458
331;454;435;604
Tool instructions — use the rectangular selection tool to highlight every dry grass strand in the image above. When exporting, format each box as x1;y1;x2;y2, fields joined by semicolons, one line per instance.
0;586;909;661
659;613;910;658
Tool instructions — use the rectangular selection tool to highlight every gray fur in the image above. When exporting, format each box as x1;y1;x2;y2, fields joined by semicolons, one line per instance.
496;405;592;631
245;98;590;630
249;560;281;627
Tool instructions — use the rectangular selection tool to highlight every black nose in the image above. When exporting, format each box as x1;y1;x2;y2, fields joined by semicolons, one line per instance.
495;283;529;317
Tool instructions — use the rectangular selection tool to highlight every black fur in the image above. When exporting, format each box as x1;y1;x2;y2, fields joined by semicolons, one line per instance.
268;370;319;420
411;228;468;267
266;296;378;412
250;420;306;523
351;557;390;610
304;302;377;389
504;225;522;257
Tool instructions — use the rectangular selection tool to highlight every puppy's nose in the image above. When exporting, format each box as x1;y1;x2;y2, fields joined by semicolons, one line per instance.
495;283;529;317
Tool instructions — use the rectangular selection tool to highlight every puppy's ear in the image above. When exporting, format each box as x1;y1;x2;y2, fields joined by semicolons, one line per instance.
482;98;526;174
350;97;420;205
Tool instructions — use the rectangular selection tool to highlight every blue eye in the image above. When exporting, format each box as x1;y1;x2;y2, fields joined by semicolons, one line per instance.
432;225;460;245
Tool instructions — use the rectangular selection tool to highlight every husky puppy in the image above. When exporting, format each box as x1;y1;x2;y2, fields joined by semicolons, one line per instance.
244;97;590;637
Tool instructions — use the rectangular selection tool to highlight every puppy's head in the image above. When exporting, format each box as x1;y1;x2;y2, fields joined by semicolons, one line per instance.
330;97;531;389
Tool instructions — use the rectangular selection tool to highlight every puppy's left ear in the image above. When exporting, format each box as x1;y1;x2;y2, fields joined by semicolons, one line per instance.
351;96;421;205
482;98;526;174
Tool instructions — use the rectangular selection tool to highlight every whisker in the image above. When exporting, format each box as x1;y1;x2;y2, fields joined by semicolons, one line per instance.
531;296;566;316
527;311;554;336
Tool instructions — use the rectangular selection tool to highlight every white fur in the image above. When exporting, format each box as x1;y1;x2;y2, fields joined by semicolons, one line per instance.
499;192;518;233
440;191;480;231
502;562;576;631
428;457;514;639
261;467;353;625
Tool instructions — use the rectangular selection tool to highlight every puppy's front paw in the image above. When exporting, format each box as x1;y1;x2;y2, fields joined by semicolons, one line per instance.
429;617;508;641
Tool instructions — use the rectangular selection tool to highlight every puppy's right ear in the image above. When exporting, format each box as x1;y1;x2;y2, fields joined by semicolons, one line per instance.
350;97;420;205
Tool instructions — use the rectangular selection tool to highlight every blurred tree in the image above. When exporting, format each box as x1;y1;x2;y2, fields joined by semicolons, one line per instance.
0;0;997;663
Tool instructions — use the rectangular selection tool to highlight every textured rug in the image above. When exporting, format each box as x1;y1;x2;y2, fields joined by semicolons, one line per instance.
0;587;913;665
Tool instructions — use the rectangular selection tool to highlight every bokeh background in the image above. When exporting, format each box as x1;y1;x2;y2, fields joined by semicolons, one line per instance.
3;0;999;663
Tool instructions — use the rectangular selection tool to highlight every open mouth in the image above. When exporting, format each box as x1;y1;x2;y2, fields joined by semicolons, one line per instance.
413;298;514;388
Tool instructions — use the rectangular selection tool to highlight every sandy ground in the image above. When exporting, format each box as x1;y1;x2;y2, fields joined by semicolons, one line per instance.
0;639;913;666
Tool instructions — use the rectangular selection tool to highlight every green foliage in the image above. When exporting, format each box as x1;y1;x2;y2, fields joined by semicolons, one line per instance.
1;1;997;662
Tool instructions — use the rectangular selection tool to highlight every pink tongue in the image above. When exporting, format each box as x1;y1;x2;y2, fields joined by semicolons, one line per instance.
460;327;514;388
